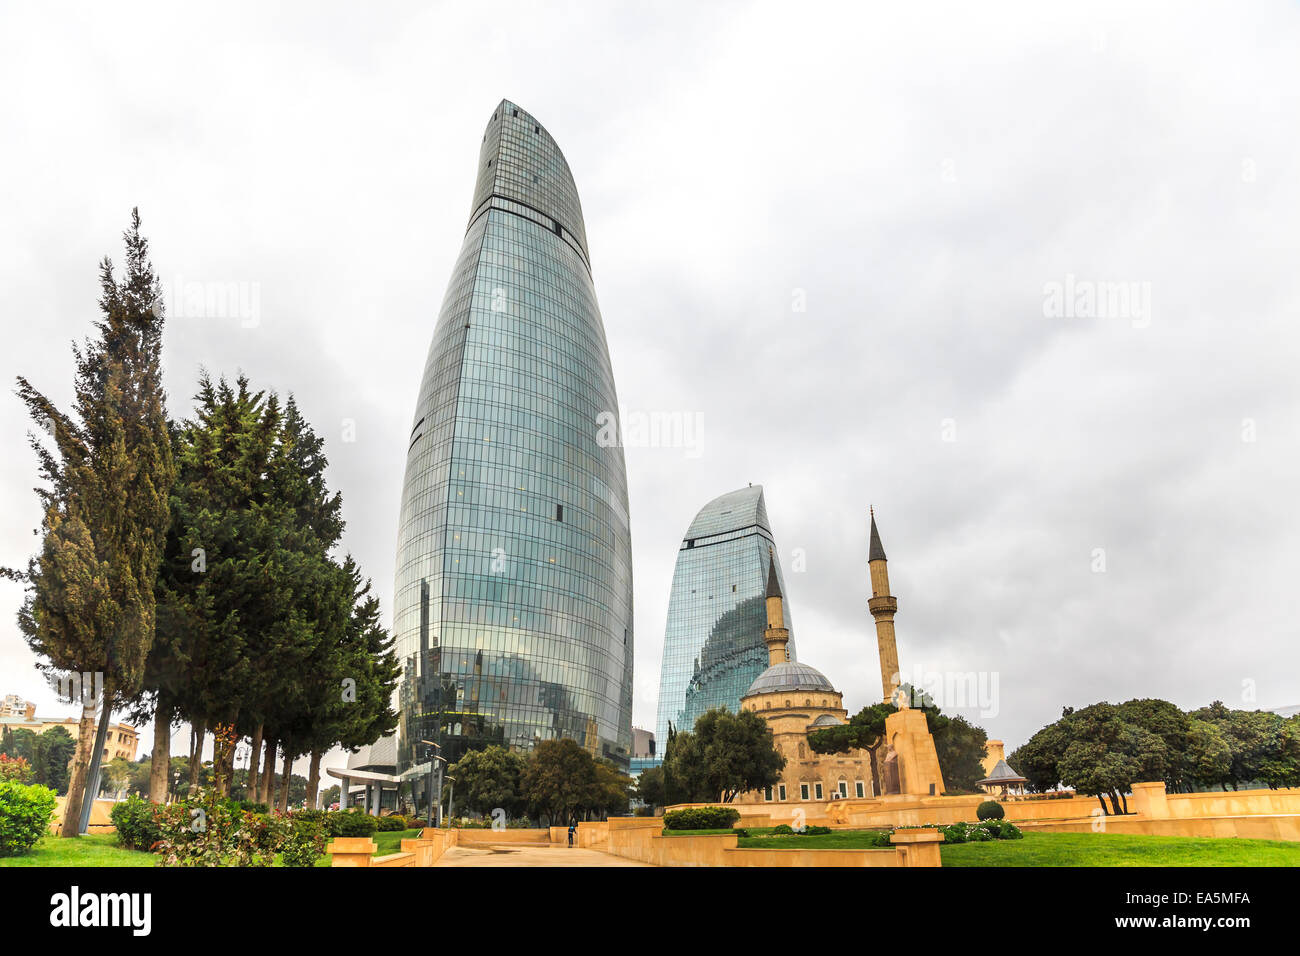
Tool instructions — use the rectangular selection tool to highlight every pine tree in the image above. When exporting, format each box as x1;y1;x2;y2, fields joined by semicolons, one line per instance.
143;374;281;797
288;558;400;808
14;209;175;836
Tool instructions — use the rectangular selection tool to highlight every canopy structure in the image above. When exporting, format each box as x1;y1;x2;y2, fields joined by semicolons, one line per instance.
977;758;1028;796
325;766;400;816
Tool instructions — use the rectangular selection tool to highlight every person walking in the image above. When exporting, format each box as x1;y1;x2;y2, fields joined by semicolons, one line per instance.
568;823;576;847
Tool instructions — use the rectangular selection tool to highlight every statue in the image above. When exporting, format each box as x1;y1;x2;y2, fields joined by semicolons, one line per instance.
882;746;901;795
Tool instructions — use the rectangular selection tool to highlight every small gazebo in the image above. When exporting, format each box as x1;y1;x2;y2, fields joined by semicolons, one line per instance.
977;759;1027;798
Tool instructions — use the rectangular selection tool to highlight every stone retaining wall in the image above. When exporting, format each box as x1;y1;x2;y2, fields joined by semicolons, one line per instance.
603;816;941;867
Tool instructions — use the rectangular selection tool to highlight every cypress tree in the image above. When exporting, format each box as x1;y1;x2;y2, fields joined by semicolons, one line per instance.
14;209;175;835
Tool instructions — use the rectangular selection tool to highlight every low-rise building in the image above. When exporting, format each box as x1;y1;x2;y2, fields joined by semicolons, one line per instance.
0;698;139;762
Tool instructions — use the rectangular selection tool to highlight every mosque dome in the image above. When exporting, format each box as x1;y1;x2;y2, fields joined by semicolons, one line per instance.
744;661;837;697
808;713;844;728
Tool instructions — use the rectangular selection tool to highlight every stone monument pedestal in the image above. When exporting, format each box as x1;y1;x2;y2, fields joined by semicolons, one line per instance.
884;707;946;797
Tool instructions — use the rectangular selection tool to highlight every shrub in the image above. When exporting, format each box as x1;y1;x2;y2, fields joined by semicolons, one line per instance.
771;823;794;835
282;813;326;867
375;814;408;832
935;820;1025;844
733;828;748;838
804;825;832;836
0;781;56;856
939;822;968;844
976;800;1004;821
237;800;269;814
0;754;34;784
110;795;162;851
980;819;1023;840
662;806;741;831
326;809;378;837
153;789;279;867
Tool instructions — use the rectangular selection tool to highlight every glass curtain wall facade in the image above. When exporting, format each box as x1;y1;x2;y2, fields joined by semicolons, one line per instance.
655;486;795;747
393;100;634;777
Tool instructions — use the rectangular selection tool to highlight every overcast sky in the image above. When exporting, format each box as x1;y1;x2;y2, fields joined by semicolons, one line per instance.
2;1;1297;773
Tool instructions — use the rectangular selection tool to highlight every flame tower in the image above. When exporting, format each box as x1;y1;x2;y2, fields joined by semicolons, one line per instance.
392;100;634;774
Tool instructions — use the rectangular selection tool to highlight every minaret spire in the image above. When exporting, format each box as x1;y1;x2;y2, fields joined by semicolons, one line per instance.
868;511;901;703
763;547;790;666
869;507;887;562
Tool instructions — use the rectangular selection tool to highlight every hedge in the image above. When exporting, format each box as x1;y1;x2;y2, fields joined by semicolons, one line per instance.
110;794;163;851
662;806;741;830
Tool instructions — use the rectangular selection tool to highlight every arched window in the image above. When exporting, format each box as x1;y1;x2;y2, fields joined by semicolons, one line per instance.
798;742;806;759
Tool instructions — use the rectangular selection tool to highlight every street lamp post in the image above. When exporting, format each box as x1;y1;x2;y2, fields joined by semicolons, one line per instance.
234;743;250;796
446;776;456;824
421;740;447;829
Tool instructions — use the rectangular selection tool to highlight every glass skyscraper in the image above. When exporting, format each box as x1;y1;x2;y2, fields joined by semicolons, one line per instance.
393;100;634;776
655;486;795;748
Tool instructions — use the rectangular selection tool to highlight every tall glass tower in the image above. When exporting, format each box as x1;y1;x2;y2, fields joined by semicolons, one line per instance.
393;100;634;776
655;486;795;748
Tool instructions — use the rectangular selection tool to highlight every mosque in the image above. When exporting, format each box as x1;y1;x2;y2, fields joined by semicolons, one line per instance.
735;512;945;808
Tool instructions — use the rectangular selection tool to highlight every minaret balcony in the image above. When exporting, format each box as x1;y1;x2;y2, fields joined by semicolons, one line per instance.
868;596;897;615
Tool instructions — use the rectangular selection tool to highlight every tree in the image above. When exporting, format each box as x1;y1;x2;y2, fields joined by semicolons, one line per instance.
37;727;75;795
0;727;75;794
1008;718;1072;794
247;394;347;807
1259;716;1300;790
125;756;152;797
448;746;529;818
13;210;175;835
1117;698;1192;791
1049;703;1164;814
101;757;133;798
929;712;989;792
634;765;666;809
808;701;894;797
1184;718;1232;790
145;375;283;798
591;760;632;817
522;738;599;826
1058;741;1140;815
809;687;989;796
1190;702;1284;790
664;708;785;803
286;556;400;810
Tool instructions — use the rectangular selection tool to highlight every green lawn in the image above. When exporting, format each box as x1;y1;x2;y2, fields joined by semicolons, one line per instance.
941;831;1300;867
1;827;426;868
662;826;893;848
740;829;892;850
13;826;1298;867
0;833;154;868
665;826;1300;865
373;828;423;854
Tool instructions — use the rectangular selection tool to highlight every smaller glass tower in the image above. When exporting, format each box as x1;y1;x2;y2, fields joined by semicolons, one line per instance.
654;486;795;746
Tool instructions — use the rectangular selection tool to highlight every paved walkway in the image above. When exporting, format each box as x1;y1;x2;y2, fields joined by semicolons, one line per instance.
435;843;651;867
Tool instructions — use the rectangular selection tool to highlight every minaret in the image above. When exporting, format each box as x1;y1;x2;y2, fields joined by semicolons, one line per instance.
763;548;790;666
868;509;901;703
